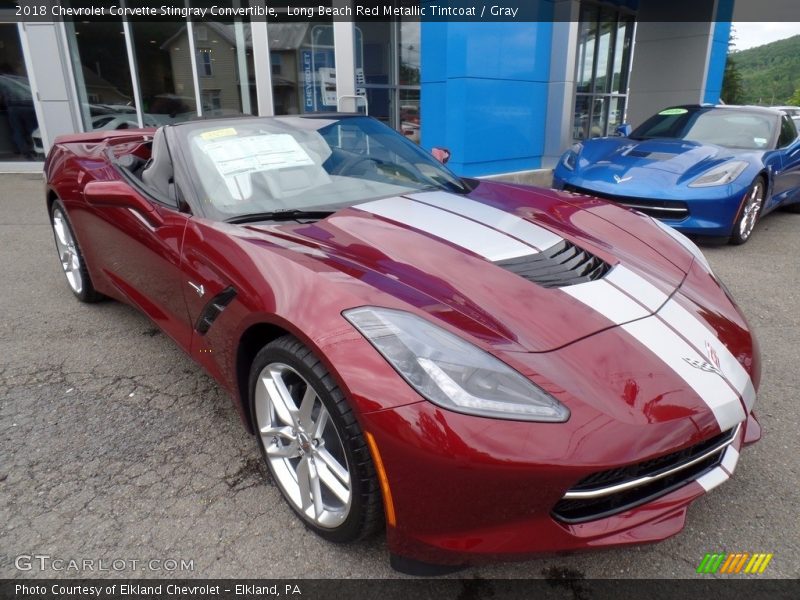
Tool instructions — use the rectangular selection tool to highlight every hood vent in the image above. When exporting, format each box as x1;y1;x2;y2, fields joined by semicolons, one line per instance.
494;240;610;288
625;150;677;160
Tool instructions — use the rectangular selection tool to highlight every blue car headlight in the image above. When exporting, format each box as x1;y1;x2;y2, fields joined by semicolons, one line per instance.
343;307;570;422
561;143;583;171
688;160;748;187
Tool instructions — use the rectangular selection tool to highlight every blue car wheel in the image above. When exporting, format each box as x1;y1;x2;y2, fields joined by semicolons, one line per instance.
730;177;765;245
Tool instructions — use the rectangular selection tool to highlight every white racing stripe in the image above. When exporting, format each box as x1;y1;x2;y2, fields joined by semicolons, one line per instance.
622;318;747;432
563;278;650;324
658;299;756;411
605;265;668;312
408;191;563;252
354;197;536;261
696;466;729;492
564;263;753;432
721;445;740;476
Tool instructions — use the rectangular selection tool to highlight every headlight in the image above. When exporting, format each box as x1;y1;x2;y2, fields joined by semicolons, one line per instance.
343;307;570;422
688;161;748;187
650;217;712;273
561;143;583;171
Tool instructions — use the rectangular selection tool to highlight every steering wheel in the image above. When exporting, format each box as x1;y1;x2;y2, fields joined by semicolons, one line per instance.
331;154;382;177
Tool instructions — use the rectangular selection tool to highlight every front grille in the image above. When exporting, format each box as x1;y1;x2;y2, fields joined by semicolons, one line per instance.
495;239;610;288
563;184;690;221
552;426;737;524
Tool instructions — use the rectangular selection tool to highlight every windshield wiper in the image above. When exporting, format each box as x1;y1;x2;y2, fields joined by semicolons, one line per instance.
226;209;334;224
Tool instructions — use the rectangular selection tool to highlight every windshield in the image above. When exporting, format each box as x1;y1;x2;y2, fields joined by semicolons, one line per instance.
630;107;777;150
176;116;467;221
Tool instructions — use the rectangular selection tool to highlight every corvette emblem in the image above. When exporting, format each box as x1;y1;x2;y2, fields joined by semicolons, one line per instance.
188;281;205;297
683;357;722;376
613;174;633;183
705;341;721;370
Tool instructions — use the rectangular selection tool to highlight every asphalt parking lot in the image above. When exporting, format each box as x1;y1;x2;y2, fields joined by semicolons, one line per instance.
1;173;798;579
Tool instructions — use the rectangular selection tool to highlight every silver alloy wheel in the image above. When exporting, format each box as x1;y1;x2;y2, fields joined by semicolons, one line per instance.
254;362;352;528
739;180;764;240
52;209;83;294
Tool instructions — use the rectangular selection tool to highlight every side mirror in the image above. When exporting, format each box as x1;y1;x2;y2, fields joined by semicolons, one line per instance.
83;180;164;226
431;147;451;164
615;123;632;137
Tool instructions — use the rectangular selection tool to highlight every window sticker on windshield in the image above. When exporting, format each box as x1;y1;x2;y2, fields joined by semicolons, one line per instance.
195;133;319;204
658;108;688;116
200;134;315;177
754;137;767;145
200;127;237;140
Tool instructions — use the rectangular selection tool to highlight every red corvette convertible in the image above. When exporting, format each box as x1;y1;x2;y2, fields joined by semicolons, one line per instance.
44;115;761;573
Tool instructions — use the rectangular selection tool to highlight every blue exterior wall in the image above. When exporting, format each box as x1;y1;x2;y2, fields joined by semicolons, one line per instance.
420;18;554;177
704;0;735;104
420;0;729;177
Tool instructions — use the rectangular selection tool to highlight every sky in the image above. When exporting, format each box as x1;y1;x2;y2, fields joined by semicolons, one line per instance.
732;22;800;51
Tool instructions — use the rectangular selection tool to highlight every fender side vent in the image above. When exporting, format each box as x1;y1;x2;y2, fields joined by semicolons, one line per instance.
495;240;610;288
195;286;237;335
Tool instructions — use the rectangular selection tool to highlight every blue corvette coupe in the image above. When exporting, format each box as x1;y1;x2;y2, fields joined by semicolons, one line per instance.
553;105;800;244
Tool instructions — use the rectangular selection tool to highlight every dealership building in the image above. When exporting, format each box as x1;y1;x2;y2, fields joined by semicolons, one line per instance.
1;0;734;177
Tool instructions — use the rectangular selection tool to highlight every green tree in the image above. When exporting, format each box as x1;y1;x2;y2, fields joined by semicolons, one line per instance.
721;30;744;104
721;56;745;104
728;33;800;104
789;88;800;106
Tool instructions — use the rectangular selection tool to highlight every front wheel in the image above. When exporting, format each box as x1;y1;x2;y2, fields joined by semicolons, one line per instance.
249;335;383;542
50;199;103;302
729;177;765;245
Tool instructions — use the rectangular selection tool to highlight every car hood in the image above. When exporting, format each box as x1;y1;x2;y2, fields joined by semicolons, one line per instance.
245;183;691;353
574;136;760;192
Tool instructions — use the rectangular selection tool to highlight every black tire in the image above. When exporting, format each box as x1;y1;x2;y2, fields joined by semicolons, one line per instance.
49;199;104;303
729;176;765;245
249;335;383;543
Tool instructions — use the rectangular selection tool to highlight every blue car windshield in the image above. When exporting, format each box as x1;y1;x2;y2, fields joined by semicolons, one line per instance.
630;108;777;150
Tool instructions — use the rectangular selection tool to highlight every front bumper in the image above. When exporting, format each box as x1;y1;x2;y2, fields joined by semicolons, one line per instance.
552;174;748;238
362;403;760;566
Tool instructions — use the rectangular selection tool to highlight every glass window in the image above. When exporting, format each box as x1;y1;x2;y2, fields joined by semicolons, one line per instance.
399;21;421;142
192;19;255;117
398;21;420;86
399;88;420;144
271;53;282;76
129;22;198;124
0;23;40;161
197;48;213;77
201;89;222;111
352;20;421;143
590;97;608;138
573;3;634;140
572;95;590;140
64;18;136;132
575;13;596;95
778;115;798;148
268;20;336;115
593;14;614;94
611;19;633;94
357;21;393;126
607;96;627;134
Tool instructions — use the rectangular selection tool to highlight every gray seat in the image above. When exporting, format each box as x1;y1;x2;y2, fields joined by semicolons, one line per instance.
141;127;174;200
